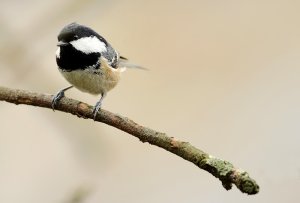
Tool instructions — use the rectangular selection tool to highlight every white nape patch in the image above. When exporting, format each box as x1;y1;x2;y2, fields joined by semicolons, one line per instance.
70;36;107;54
56;47;60;58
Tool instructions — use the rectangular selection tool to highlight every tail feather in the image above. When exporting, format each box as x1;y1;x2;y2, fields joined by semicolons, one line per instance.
120;55;128;60
119;56;148;70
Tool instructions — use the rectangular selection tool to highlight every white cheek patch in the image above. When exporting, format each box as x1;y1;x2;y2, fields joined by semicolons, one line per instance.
56;47;61;58
70;36;107;54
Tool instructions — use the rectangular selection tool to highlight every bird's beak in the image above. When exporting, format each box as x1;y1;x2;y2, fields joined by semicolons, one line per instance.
57;41;68;46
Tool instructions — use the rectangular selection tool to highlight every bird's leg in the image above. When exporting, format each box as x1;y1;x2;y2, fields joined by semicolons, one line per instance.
51;86;73;111
92;92;107;120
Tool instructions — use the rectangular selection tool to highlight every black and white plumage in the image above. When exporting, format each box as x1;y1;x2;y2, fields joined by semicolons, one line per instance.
52;23;128;119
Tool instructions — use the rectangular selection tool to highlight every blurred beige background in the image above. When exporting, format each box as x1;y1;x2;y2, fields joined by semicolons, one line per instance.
0;0;300;202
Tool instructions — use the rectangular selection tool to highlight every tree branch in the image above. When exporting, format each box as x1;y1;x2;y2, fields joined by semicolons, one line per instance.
0;86;259;195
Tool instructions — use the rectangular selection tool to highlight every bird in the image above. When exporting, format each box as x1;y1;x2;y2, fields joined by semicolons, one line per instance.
52;22;141;119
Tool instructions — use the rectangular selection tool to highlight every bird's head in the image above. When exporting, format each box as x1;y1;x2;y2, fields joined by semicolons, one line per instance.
56;23;108;71
57;22;108;54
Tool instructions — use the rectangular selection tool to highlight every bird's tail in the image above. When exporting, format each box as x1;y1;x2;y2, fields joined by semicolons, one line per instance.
119;56;148;71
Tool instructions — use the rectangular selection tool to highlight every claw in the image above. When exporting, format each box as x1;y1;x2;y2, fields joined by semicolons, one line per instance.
51;86;73;111
92;101;102;120
51;91;64;111
92;92;106;120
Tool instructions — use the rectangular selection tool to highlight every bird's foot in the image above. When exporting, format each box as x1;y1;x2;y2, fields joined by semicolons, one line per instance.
51;86;73;111
92;93;106;120
92;101;102;120
52;90;65;111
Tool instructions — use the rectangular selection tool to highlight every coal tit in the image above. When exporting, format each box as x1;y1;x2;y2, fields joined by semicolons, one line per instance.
52;22;132;119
